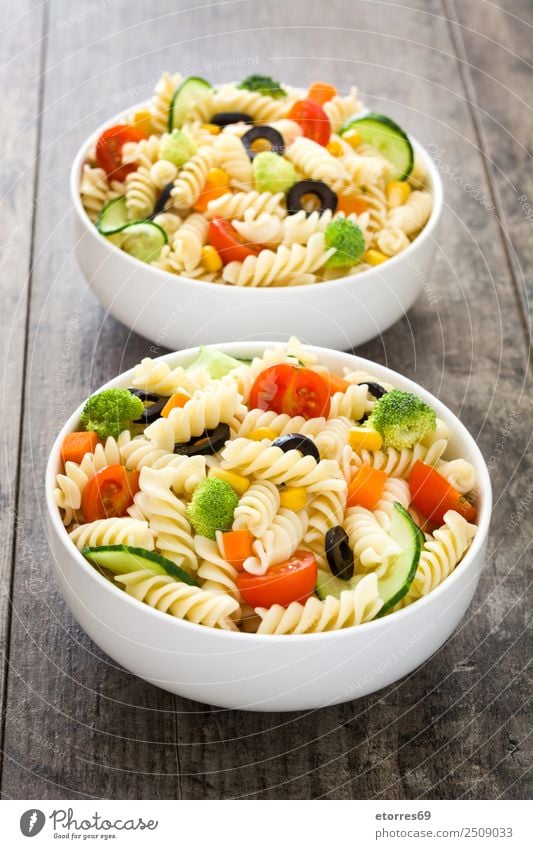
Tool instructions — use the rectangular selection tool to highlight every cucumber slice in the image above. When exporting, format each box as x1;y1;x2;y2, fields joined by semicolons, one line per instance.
375;503;422;614
119;222;167;263
315;503;422;615
340;113;414;181
169;76;213;130
96;195;128;234
82;544;198;586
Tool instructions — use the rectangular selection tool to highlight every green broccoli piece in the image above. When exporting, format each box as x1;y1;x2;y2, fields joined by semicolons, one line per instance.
159;129;197;166
237;74;287;99
324;218;366;268
187;478;239;540
367;390;437;450
79;389;144;440
253;151;298;194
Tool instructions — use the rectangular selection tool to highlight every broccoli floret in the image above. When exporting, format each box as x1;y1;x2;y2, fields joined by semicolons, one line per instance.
367;390;437;449
324;218;366;268
253;151;298;194
159;129;197;166
187;478;238;540
237;74;287;99
79;389;144;440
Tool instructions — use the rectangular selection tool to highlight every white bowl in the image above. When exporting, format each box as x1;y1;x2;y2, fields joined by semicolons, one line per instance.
45;343;490;711
71;109;443;350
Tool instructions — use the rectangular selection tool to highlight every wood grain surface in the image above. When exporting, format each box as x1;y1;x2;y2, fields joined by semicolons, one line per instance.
0;0;530;800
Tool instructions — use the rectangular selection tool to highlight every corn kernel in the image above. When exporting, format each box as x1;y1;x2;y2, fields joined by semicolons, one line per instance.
247;428;278;441
201;245;223;272
201;123;221;135
342;128;362;149
386;180;411;208
348;427;383;452
206;168;230;189
279;486;307;510
363;249;388;266
132;109;153;136
326;139;344;157
208;467;250;496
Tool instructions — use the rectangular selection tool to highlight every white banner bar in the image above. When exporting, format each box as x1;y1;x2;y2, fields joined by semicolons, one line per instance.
1;799;529;848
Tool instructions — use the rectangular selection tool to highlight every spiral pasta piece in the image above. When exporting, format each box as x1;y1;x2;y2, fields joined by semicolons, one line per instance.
256;572;382;634
150;158;178;189
171;212;209;272
214;132;253;187
281;210;334;246
211;84;295;122
350;439;448;479
375;226;410;257
196;535;241;599
149;71;182;133
171;146;215;209
372;477;411;529
403;510;477;601
285;137;347;184
387;190;432;236
125;166;157;219
152;211;182;239
435;458;477;495
80;165;112;221
120;438;206;492
232;481;280;537
115;569;239;628
130;357;213;396
323;87;362;132
329;383;374;421
232;212;284;247
303;485;347;569
122;136;161;169
136;466;197;571
243;508;309;575
206;190;287;220
221;438;346;490
222;233;334;288
69;518;154;550
344;505;401;574
145;384;245;451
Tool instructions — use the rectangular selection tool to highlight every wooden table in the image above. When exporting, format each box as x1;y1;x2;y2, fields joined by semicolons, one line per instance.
1;0;530;800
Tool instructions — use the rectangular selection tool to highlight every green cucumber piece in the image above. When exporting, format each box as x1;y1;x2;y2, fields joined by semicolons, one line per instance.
96;195;128;234
340;112;414;181
119;221;167;263
375;503;422;614
315;503;422;615
168;76;213;130
83;544;198;586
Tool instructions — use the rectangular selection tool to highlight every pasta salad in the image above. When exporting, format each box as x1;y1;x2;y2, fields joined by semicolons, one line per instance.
80;72;433;287
54;340;478;634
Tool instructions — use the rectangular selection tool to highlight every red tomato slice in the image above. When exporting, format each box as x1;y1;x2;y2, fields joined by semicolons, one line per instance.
409;460;477;526
95;124;146;182
208;218;259;264
287;99;331;146
81;465;140;522
237;550;318;608
249;364;331;419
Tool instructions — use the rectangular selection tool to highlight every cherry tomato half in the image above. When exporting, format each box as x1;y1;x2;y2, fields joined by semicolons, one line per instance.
287;99;331;146
237;550;318;608
249;364;331;419
81;465;140;523
208;218;259;264
409;460;477;526
95;124;146;182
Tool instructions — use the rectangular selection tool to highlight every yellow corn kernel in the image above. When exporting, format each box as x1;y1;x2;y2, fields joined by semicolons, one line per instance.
206;167;230;189
132;109;154;136
279;486;307;510
363;249;388;266
247;428;278;442
201;123;221;135
348;427;383;452
342;128;362;149
208;467;250;496
326;139;344;158
201;245;223;272
386;180;411;208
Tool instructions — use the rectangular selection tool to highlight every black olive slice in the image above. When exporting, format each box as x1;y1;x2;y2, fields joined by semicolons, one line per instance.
286;179;338;216
359;382;388;400
210;112;254;127
325;526;354;580
241;125;285;160
129;389;169;424
272;433;320;462
152;182;175;217
174;423;230;457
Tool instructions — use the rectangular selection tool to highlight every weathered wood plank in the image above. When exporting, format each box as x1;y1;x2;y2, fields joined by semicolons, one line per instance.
448;0;532;323
0;0;48;784
2;0;531;800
